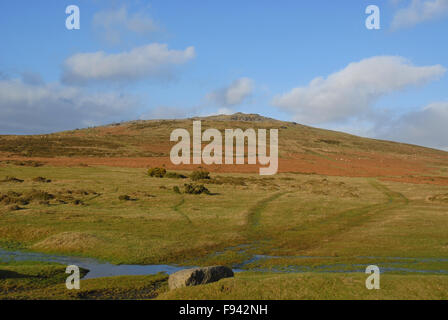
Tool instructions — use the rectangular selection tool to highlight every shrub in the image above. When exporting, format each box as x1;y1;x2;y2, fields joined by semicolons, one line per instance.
118;195;131;201
190;170;210;181
0;192;29;205
148;167;167;178
183;183;210;195
166;172;187;179
173;186;181;194
72;199;84;205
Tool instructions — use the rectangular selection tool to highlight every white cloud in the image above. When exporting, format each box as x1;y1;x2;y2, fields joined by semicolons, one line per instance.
272;56;445;124
374;101;448;150
207;77;254;106
93;6;159;44
62;43;195;84
391;0;448;30
140;105;198;120
217;107;234;115
0;77;139;134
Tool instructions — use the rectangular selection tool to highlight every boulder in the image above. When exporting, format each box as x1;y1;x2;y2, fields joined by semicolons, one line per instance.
168;266;234;290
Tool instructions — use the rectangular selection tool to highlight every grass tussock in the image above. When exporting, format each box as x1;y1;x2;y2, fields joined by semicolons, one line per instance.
32;177;51;183
165;172;187;179
119;195;132;201
190;170;210;181
428;193;448;203
297;178;360;197
32;232;103;252
1;176;24;183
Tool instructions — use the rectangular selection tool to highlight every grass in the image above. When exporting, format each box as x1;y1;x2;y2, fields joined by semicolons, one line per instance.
2;262;447;300
0;163;447;299
0;262;167;300
158;272;448;300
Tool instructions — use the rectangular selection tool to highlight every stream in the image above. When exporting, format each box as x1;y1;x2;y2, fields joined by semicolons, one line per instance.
1;248;447;279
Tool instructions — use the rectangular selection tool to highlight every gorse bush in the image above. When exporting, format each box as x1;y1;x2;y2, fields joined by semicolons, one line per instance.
183;183;210;195
190;170;210;181
148;167;167;178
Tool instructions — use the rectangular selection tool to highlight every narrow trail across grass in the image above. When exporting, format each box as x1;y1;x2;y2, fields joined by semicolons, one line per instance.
236;181;409;255
245;192;288;234
296;180;409;251
172;198;192;224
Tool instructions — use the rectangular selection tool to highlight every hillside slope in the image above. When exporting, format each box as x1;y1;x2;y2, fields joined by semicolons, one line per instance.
0;113;447;182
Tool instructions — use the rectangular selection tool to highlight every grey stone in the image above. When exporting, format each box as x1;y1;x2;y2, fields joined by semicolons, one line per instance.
168;266;234;290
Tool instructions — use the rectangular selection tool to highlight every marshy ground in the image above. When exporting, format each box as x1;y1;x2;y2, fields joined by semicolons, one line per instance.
0;163;447;299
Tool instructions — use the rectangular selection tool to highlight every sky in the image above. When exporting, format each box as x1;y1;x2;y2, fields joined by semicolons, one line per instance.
0;0;447;150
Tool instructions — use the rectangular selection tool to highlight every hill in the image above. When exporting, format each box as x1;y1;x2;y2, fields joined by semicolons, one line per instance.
0;113;447;183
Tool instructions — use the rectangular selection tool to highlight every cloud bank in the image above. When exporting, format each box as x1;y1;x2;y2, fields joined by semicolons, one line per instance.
207;77;254;107
62;43;196;84
272;56;445;124
375;101;448;150
0;77;139;134
391;0;448;30
93;6;159;44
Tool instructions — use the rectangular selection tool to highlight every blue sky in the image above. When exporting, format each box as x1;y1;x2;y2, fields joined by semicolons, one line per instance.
0;0;447;150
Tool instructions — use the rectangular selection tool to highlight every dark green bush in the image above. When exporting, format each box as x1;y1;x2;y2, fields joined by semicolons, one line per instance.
183;183;210;195
148;167;167;178
190;170;210;181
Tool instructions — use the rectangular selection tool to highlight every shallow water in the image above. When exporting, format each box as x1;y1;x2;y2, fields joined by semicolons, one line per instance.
0;249;193;279
1;248;447;279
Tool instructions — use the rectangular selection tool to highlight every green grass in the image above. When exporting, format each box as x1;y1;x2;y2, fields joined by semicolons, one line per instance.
158;272;448;300
2;262;447;300
0;164;447;299
0;262;167;300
